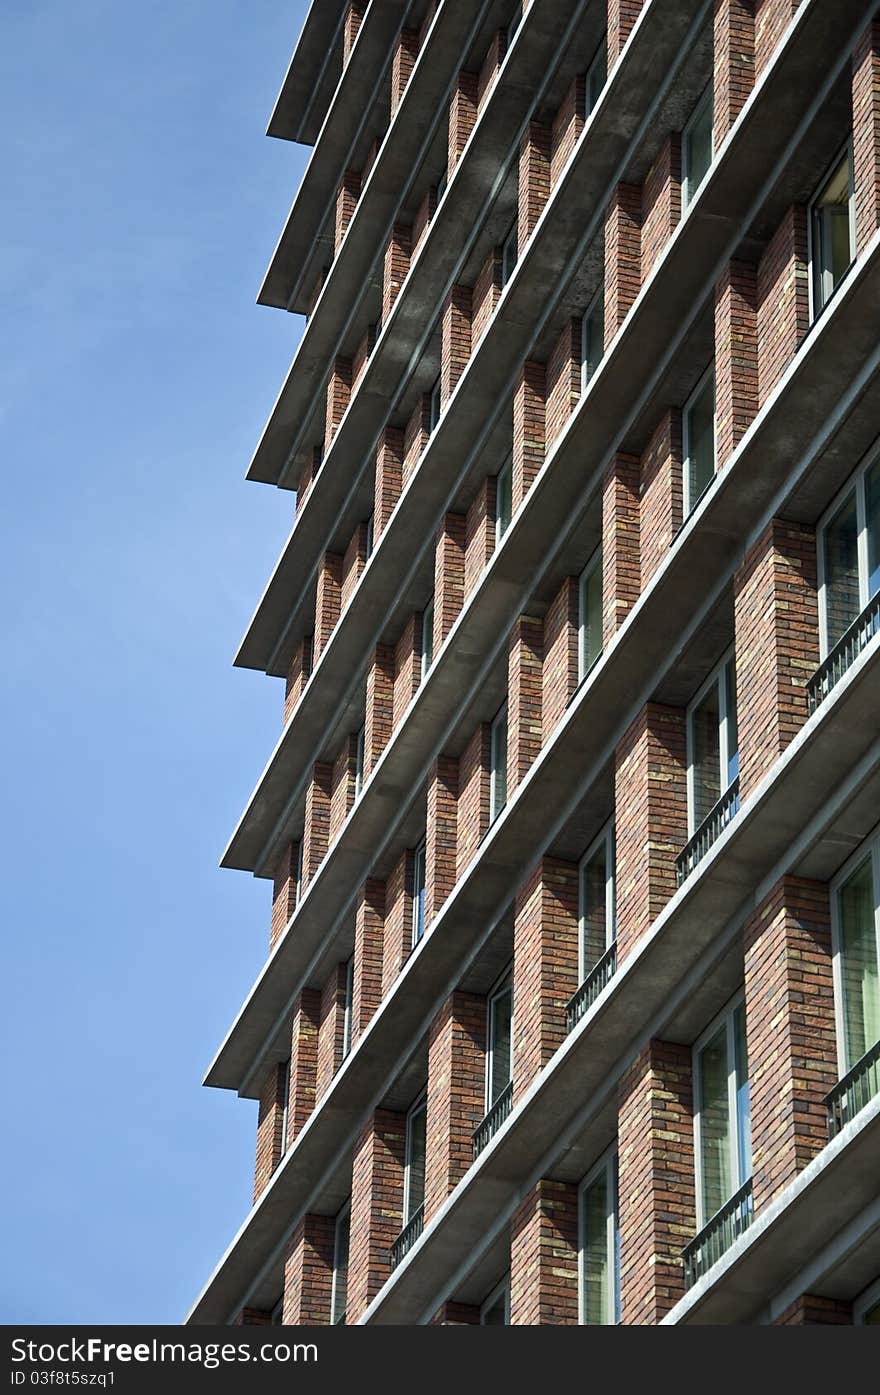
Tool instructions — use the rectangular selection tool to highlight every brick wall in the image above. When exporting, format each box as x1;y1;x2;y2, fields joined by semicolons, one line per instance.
282;1215;335;1324
640;409;682;590
542;576;579;742
448;71;478;172
341;521;369;611
314;552;343;663
510;1179;579;1324
315;963;348;1103
364;642;395;777
391;29;420;116
756;205;808;405
342;2;365;65
512;857;579;1098
456;723;492;875
329;733;359;843
325;357;353;444
464;477;496;596
334;169;361;254
602;453;640;646
512;361;546;509
352;877;385;1047
382;223;412;323
347;1109;406;1322
713;0;755;148
425;756;458;924
551;75;586;187
715;259;759;468
518;119;552;248
507;614;543;798
754;0;800;81
270;843;298;950
853;20;880;254
431;1302;481;1324
478;30;507;112
412;185;438;255
302;761;333;886
381;848;415;994
288;988;320;1144
604;183;642;340
254;1062;287;1200
641;136;681;282
775;1295;854;1325
425;991;485;1220
433;513;466;656
545;318;581;449
403;393;432;482
608;0;645;65
392;613;422;730
441;285;472;404
374;426;404;537
472;247;504;344
284;633;313;724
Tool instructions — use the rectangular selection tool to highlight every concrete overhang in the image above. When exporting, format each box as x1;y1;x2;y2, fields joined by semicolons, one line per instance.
187;650;880;1323
267;1;349;146
207;227;880;1101
662;1097;880;1325
259;0;407;312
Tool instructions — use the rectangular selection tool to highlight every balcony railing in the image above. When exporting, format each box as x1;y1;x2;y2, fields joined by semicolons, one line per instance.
676;778;740;888
826;1038;880;1139
473;1080;513;1160
389;1205;424;1271
566;942;617;1033
808;593;880;714
682;1179;754;1289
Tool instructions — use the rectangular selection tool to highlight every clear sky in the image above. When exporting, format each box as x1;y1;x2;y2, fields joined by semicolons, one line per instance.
0;0;310;1322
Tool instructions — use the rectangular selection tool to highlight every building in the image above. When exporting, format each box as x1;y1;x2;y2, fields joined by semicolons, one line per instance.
188;0;880;1327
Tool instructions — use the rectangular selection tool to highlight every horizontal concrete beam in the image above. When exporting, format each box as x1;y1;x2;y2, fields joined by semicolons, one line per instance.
267;0;350;145
207;232;880;1098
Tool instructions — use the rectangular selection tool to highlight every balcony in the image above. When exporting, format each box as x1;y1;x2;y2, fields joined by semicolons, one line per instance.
826;1038;880;1139
682;1179;754;1289
676;779;740;888
389;1205;424;1272
473;1081;513;1160
566;942;617;1033
808;593;880;714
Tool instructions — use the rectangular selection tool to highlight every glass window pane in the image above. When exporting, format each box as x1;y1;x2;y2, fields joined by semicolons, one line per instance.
489;986;512;1102
691;681;721;828
866;457;880;602
582;293;605;387
580;841;609;973
496;461;512;542
421;599;434;674
491;709;508;818
685;375;716;511
332;1210;350;1323
837;857;880;1071
725;657;739;785
412;843;426;945
579;555;603;679
581;1170;610;1324
684;90;713;207
698;1024;732;1220
733;1002;752;1184
823;489;860;648
813;151;853;311
405;1102;427;1219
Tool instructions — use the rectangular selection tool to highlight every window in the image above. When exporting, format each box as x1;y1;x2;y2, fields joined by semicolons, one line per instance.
486;970;513;1107
429;376;442;433
480;1277;510;1325
579;822;615;981
421;597;435;679
501;221;518;288
810;141;855;318
831;833;880;1076
489;703;508;821
683;368;716;516
342;955;354;1059
354;724;365;799
818;451;880;654
278;1059;291;1161
578;547;603;681
331;1202;351;1324
365;512;374;561
403;1093;427;1222
682;85;713;208
411;840;426;947
578;1148;619;1325
581;285;605;390
585;37;607;119
686;651;739;833
693;994;751;1227
495;456;513;545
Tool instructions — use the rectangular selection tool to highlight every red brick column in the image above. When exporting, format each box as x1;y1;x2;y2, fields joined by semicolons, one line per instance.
282;1215;335;1324
364;643;395;777
715;259;758;469
507;615;543;798
432;1302;481;1325
754;0;800;81
518;119;552;248
853;20;880;254
441;285;472;405
472;247;503;343
391;29;420;116
551;75;586;187
382;224;411;322
733;519;819;802
614;703;687;963
713;0;755;148
641;136;681;282
425;991;486;1221
464;477;496;596
235;1308;271;1326
374;426;404;537
315;963;348;1103
757;206;808;405
618;1041;696;1324
510;1180;579;1324
403;393;432;481
433;513;466;655
512;361;546;509
546;319;581;449
639;409;682;590
744;877;837;1211
392;613;422;729
477;29;507;111
603;453;641;646
604;184;642;341
775;1296;853;1325
334;169;361;253
352;878;385;1047
329;733;359;842
325;357;353;444
302;761;333;887
412;186;438;255
340;518;369;610
448;71;478;172
254;1063;287;1199
426;756;458;924
314;552;343;663
456;724;491;875
382;849;415;994
608;0;645;65
270;843;299;950
542;576;579;741
348;1109;406;1322
284;634;313;724
513;857;579;1099
288;988;320;1143
342;2;365;64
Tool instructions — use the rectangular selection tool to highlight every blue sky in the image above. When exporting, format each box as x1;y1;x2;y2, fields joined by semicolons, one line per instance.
0;1;310;1322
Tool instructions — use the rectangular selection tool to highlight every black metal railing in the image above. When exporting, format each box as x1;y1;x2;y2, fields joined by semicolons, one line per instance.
676;778;740;887
826;1038;880;1139
808;594;880;714
389;1205;424;1271
473;1080;514;1160
566;942;617;1033
682;1179;754;1289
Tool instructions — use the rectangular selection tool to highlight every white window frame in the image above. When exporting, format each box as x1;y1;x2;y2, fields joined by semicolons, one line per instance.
577;1145;619;1325
342;955;355;1059
489;702;508;821
685;646;737;835
485;966;513;1109
577;545;603;682
580;283;605;392
495;454;513;546
330;1201;351;1324
807;137;856;322
354;723;365;799
584;36;607;121
501;220;518;288
403;1091;428;1222
480;1276;510;1325
578;821;616;981
692;989;751;1229
420;596;435;680
429;376;442;433
682;83;714;209
829;824;880;1077
682;365;717;517
411;838;427;947
816;444;879;657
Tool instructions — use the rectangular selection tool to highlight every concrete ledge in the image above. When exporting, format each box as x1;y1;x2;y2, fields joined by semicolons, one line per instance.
268;0;350;146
